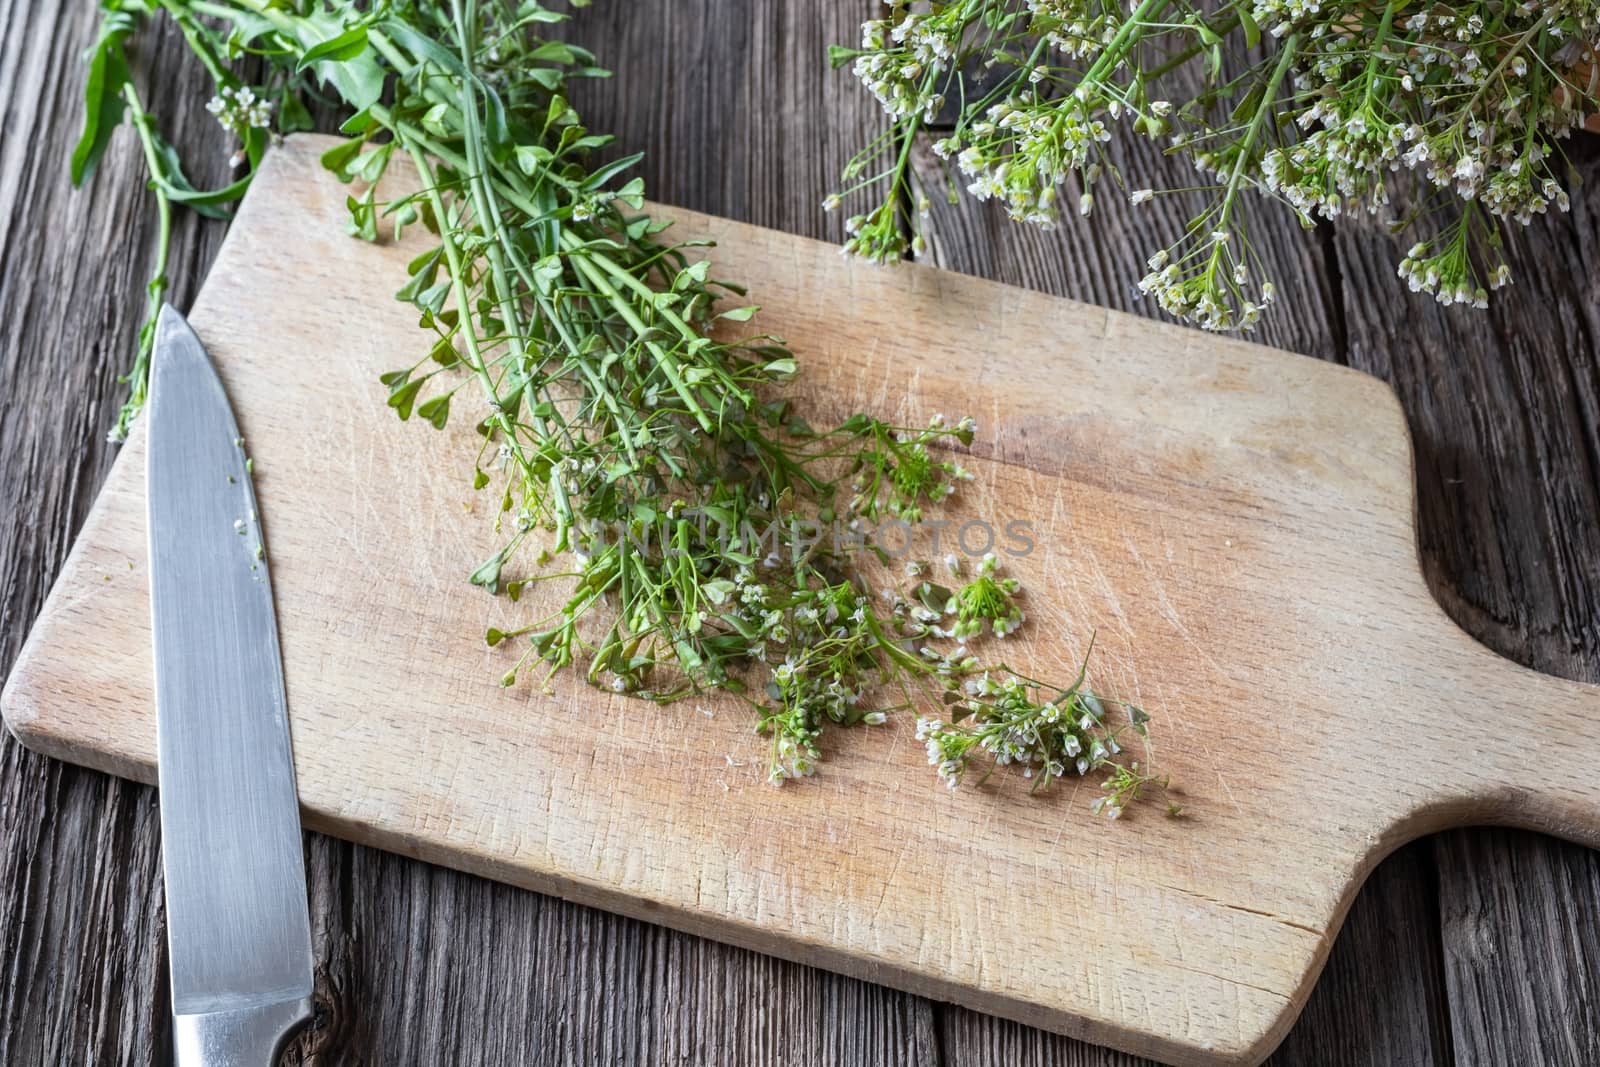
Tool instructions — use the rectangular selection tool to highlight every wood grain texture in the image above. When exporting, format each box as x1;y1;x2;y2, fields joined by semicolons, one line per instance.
10;131;1600;1065
1332;138;1600;1067
2;4;938;1067
0;3;254;1066
913;67;1600;1067
1;4;1596;1067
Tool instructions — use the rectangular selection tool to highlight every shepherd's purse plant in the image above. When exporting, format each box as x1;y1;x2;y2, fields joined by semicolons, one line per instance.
833;0;1600;330
70;0;1176;813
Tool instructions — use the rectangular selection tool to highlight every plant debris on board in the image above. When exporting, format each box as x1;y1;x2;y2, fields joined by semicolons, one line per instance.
73;0;1179;814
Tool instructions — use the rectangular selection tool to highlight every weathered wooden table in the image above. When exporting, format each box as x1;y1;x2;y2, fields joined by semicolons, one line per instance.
3;3;1597;1064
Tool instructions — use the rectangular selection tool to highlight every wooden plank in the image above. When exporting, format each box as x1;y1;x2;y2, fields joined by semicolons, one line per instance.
1331;134;1600;1067
1435;830;1600;1067
910;127;1448;1067
0;2;252;1064
912;89;1600;1067
12;129;1600;1065
307;3;938;1061
3;4;1596;1066
0;4;939;1067
1268;842;1451;1066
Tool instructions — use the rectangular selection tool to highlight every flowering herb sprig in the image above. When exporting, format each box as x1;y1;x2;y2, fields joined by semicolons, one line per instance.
916;638;1177;816
833;0;1599;329
74;0;1170;808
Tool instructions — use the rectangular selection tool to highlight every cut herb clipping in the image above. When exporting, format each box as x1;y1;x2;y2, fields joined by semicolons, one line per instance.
74;0;1173;813
833;1;1599;330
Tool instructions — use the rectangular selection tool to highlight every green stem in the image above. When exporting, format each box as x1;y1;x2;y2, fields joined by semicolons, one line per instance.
1079;0;1172;89
561;241;716;432
113;81;174;441
1216;33;1300;234
1358;0;1403;113
1141;14;1240;82
404;137;576;547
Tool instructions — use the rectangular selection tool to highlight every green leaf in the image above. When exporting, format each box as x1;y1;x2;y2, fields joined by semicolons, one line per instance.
158;172;253;215
480;81;512;154
525;67;564;91
1080;691;1106;721
415;279;451;315
701;579;736;605
339;108;377;135
675;259;710;287
417;394;451;430
429;336;459;367
1239;8;1262;49
146;131;251;219
71;12;138;186
518;5;568;23
827;45;857;70
515;144;555;174
354;143;392;183
614;176;645;209
527;39;573;62
531;255;563;296
470;545;512;592
296;26;369;69
387;377;424;420
380;17;468;77
320;136;366;180
291;11;386;111
345;189;378;241
718;305;759;322
580;151;644;191
277;89;315;134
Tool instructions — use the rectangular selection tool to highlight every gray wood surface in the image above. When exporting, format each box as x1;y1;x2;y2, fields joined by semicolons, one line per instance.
1;2;1596;1064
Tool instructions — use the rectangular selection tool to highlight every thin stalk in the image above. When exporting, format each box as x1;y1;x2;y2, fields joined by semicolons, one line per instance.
113;82;174;442
1215;32;1299;233
402;139;573;548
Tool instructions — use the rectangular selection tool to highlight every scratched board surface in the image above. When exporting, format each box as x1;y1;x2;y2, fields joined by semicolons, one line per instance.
6;135;1600;1066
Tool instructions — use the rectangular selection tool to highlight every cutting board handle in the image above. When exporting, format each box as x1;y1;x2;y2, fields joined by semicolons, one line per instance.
1416;628;1600;849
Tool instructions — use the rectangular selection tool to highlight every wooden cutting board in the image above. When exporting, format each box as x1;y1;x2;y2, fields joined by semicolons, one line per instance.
6;134;1599;1066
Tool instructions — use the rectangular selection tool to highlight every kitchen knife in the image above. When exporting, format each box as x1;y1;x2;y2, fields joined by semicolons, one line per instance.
146;305;315;1065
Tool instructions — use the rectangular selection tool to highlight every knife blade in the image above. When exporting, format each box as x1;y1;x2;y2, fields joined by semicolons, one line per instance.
146;305;314;1065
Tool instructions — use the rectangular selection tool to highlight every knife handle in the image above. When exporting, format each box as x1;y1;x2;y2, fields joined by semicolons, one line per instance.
172;997;313;1067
